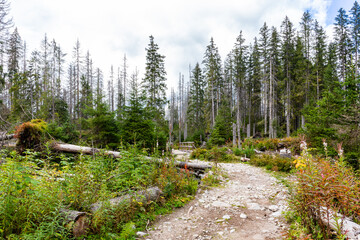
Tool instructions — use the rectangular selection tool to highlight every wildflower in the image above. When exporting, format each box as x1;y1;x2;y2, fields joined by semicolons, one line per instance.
336;142;343;159
322;139;327;152
300;141;307;151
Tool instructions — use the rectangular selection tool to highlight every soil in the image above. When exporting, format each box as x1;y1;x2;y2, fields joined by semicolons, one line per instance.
141;155;289;240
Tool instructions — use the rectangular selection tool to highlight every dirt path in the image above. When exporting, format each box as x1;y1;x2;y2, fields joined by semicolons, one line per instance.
143;161;289;240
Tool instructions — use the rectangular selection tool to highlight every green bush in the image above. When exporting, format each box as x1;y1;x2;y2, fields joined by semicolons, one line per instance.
186;130;206;147
0;152;66;238
233;146;255;158
249;154;294;172
191;147;239;162
190;148;208;159
241;137;301;154
205;147;234;163
47;122;78;143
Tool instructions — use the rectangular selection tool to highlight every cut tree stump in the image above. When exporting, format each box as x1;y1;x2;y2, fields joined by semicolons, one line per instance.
60;209;90;238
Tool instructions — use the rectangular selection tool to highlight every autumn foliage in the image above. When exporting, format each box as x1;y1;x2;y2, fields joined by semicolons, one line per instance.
289;141;360;238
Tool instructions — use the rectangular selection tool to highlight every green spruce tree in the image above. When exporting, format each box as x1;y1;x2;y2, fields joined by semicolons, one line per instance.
142;35;167;126
202;37;223;129
187;63;206;141
121;71;154;150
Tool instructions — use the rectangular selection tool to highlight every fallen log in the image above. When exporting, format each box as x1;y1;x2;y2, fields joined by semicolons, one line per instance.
61;187;163;236
52;142;211;171
176;161;212;171
320;207;360;239
90;186;163;212
0;133;14;141
52;143;122;158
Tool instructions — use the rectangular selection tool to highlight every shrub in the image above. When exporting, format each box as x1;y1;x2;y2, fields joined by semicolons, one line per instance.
190;148;207;159
233;146;255;158
249;154;294;172
288;141;360;239
191;147;239;163
205;147;234;163
47;122;78;143
186;130;206;147
242;137;301;154
0;152;66;238
201;167;228;188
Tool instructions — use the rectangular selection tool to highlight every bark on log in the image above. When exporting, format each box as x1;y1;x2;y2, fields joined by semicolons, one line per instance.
0;133;14;141
52;143;122;158
60;187;163;237
240;157;250;162
319;207;360;239
176;161;212;171
52;143;212;171
60;209;90;238
90;186;163;212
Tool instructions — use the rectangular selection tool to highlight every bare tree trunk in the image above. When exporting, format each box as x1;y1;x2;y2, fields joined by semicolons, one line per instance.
232;123;236;147
237;87;241;148
211;81;215;128
286;69;291;137
269;59;273;138
248;89;251;138
264;76;268;136
178;73;182;143
123;54;127;105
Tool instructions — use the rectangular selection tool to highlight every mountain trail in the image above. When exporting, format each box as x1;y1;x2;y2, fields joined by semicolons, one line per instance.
143;157;289;240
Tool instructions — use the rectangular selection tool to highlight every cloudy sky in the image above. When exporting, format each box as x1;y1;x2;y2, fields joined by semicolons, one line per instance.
11;0;355;95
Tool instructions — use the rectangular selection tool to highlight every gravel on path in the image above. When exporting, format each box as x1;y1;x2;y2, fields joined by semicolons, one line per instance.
143;161;289;240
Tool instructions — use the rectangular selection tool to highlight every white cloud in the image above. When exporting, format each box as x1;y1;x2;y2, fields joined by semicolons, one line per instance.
11;0;333;96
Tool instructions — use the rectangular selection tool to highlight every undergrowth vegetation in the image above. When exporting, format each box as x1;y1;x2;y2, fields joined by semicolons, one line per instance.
242;137;301;155
190;147;236;162
0;148;198;239
249;154;294;172
286;141;360;239
190;145;257;163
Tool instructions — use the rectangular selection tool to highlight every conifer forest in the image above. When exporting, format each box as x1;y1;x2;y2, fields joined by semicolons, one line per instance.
0;0;359;239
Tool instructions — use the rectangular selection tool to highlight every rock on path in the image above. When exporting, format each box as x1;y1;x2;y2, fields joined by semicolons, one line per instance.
143;162;289;240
